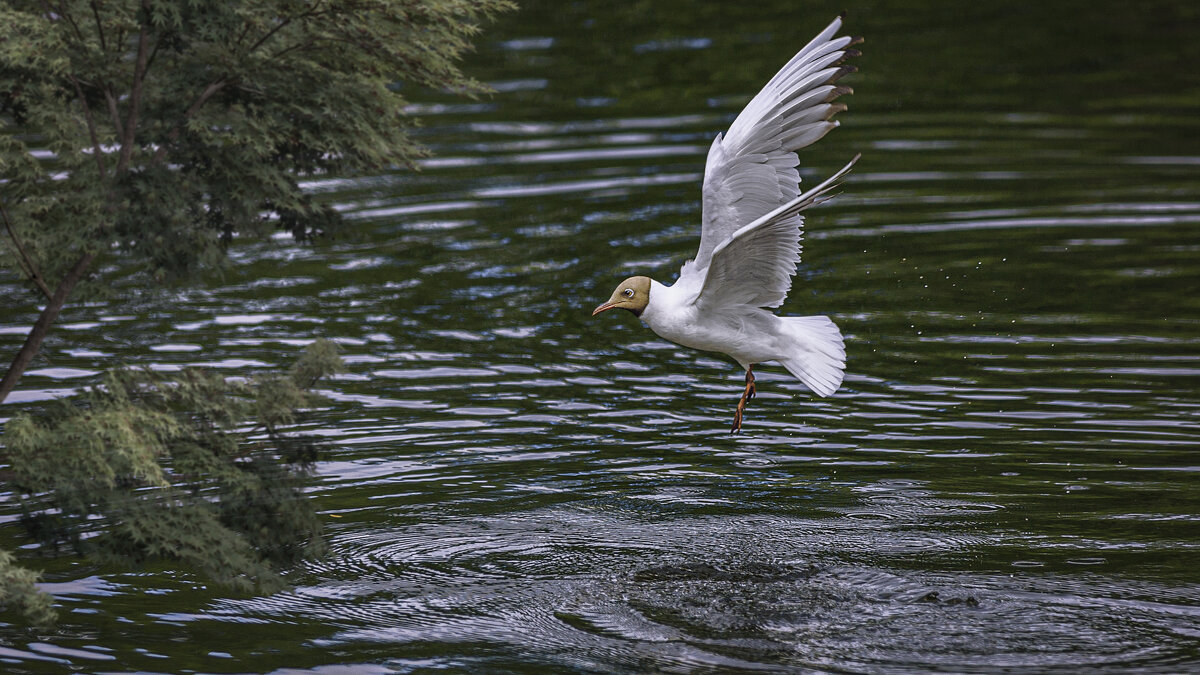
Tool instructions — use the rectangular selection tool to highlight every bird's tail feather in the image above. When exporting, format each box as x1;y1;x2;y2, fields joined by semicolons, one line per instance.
777;315;846;397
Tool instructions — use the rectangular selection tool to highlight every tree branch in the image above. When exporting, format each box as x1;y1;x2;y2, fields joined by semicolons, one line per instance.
67;74;108;180
89;0;108;51
270;40;318;61
104;88;124;136
116;4;153;175
245;17;294;55
245;3;331;56
146;3;334;169
55;0;89;45
145;30;168;72
0;203;53;301
234;19;253;48
0;251;96;405
158;0;334;176
150;80;227;166
45;0;114;176
40;0;86;45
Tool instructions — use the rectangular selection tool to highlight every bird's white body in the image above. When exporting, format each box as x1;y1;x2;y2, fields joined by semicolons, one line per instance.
642;276;846;398
642;278;774;366
594;15;860;426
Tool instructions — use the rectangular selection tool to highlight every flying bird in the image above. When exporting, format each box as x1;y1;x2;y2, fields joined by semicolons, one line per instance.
592;15;861;433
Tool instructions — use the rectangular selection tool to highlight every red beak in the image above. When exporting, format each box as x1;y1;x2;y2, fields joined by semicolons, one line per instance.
592;301;618;316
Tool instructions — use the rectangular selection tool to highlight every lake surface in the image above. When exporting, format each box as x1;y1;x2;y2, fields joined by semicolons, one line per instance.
2;0;1199;671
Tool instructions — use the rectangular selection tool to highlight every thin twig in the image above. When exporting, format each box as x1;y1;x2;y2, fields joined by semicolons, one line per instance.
54;0;89;44
246;2;331;56
104;88;123;136
269;40;318;61
0;202;54;301
45;0;114;176
38;0;81;42
145;34;163;72
234;19;253;48
89;0;107;50
245;17;294;55
67;73;108;180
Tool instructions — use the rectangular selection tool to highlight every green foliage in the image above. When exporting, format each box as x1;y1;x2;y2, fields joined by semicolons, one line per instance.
0;0;511;627
1;339;344;624
0;548;54;628
0;0;514;292
0;0;512;626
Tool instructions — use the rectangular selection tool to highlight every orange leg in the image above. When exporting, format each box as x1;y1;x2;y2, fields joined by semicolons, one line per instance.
730;366;756;434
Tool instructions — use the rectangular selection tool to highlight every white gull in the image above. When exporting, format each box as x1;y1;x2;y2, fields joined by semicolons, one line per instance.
592;15;862;432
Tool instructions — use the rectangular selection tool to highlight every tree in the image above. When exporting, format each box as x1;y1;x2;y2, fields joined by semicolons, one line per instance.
0;0;513;624
3;339;343;625
0;0;514;402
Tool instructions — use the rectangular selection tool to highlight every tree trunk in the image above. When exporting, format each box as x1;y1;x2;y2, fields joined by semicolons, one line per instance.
0;252;95;405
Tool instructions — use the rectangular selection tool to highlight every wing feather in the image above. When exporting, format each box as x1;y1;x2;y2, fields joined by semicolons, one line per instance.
695;155;859;311
687;15;861;282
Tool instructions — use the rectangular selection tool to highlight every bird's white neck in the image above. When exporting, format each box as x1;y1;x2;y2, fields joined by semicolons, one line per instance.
640;278;686;329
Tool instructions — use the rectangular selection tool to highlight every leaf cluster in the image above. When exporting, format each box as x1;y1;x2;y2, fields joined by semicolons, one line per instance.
0;339;344;624
0;548;54;628
0;0;514;294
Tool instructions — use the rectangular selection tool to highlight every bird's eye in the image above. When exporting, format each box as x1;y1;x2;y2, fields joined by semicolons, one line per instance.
623;288;635;298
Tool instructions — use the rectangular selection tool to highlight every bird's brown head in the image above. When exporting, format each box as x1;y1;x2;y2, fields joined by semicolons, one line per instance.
592;276;651;317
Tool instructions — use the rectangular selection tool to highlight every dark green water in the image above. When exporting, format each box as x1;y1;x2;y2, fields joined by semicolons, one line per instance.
2;1;1199;671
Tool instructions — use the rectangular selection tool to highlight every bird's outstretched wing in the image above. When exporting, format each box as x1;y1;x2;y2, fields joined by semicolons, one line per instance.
695;156;858;311
682;15;860;288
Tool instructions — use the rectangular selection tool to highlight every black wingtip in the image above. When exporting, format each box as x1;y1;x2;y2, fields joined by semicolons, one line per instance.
824;85;854;103
835;48;862;67
823;102;848;120
827;64;858;84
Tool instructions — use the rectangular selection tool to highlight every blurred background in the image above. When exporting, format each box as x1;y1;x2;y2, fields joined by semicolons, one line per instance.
1;0;1198;670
